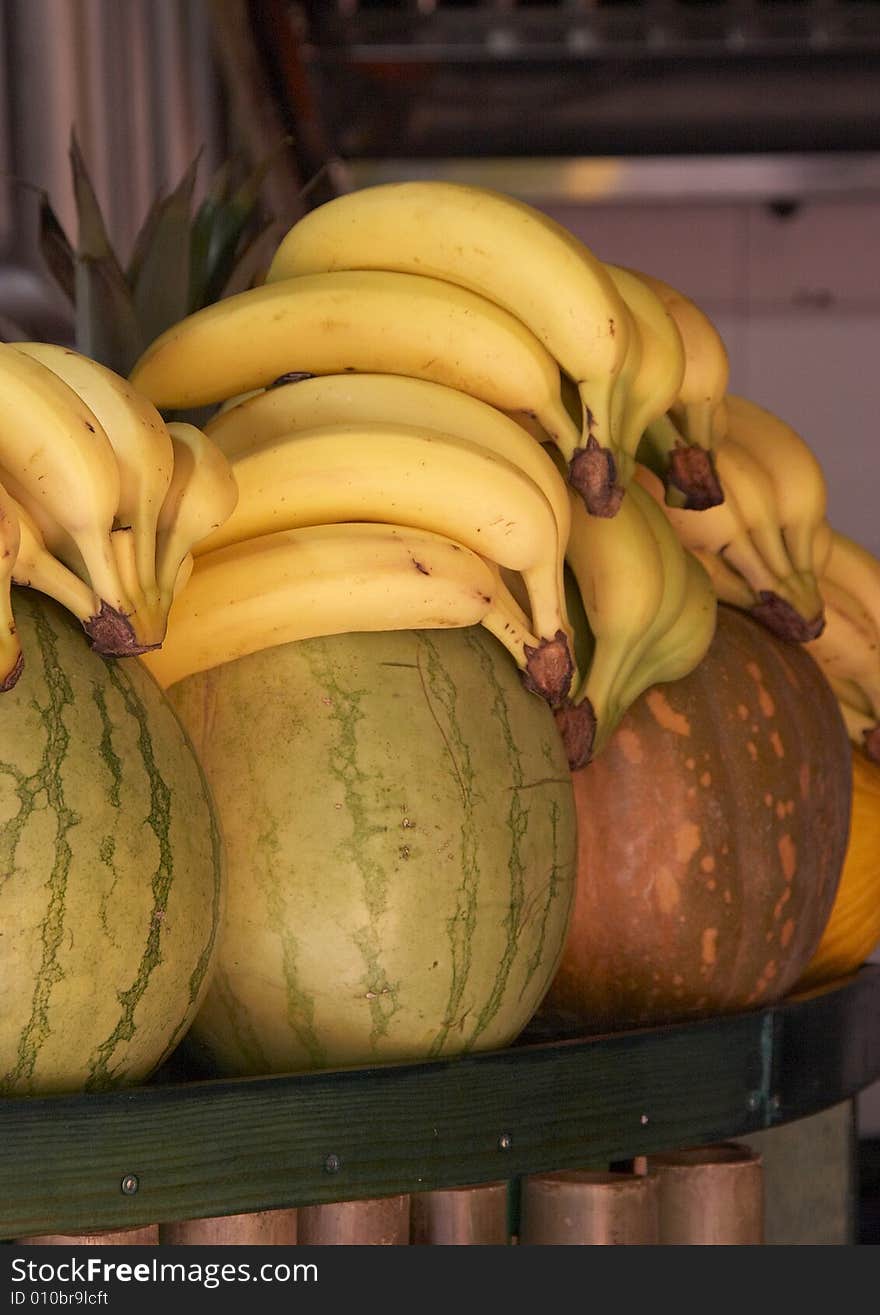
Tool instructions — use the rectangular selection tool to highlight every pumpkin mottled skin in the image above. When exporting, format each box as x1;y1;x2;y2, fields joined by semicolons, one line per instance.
542;605;852;1032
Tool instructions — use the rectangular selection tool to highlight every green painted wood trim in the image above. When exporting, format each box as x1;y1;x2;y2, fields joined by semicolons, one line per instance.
1;968;878;1239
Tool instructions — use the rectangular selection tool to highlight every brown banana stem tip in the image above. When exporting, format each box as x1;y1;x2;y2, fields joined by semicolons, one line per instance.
522;630;575;707
83;602;163;658
863;723;880;764
0;649;24;691
749;592;825;644
568;436;624;519
553;698;597;772
666;444;725;510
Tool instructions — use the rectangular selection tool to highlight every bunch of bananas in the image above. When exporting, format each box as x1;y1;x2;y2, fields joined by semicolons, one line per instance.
634;385;880;763
0;340;237;686
138;373;576;705
634;394;829;644
130;181;727;521
10;175;876;773
124;182;732;763
806;529;880;763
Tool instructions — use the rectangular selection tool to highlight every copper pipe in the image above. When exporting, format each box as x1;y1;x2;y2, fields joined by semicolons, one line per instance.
16;1226;159;1245
160;1209;298;1245
646;1143;764;1244
519;1170;659;1245
296;1195;410;1245
411;1182;510;1245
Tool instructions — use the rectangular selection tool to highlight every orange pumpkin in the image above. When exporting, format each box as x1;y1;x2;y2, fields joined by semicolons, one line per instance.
793;745;880;992
541;605;852;1033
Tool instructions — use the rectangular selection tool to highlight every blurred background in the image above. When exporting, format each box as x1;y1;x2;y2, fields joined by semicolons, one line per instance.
0;0;878;1213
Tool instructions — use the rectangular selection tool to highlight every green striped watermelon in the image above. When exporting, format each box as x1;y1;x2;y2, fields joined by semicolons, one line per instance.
1;592;225;1096
167;626;578;1077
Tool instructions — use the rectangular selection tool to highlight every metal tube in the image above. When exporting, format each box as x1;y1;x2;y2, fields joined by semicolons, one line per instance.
16;1226;159;1245
296;1195;410;1245
411;1181;510;1245
519;1170;660;1245
646;1143;764;1244
159;1209;298;1245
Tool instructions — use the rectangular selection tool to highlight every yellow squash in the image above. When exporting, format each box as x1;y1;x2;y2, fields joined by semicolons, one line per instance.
795;746;880;991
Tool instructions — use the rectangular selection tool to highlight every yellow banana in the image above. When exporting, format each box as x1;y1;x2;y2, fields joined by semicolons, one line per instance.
813;519;834;576
603;264;687;486
634;439;824;642
832;689;880;763
721;393;828;581
820;528;880;640
806;577;880;761
687;544;761;613
0;344;144;655
632;269;727;510
12;343;174;604
6;488;103;631
204;370;571;646
478;557;551;688
0;479;23;689
129;270;582;461
555;477;667;768
635;270;730;448
203;370;570;552
715;436;825;635
153;422;240;616
263;179;632;513
619;470;694;675
140;522;505;691
195;421;574;706
616;548;717;713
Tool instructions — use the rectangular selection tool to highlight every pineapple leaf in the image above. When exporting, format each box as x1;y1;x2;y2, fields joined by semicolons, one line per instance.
190;138;293;309
217;217;288;300
188;154;239;309
69;131;143;374
36;191;76;306
129;151;200;350
74;256;144;377
125;188;168;293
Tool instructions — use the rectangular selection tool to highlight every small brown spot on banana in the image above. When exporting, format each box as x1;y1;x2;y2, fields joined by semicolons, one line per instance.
270;371;314;388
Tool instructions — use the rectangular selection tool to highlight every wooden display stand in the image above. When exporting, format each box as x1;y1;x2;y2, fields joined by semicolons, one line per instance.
2;968;879;1244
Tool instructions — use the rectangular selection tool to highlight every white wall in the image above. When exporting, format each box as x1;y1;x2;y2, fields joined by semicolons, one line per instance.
547;192;880;1134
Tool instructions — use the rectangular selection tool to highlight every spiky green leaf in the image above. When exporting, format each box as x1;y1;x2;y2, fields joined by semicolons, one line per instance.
36;192;76;306
129;152;200;350
190;139;293;308
73;256;143;377
69;132;142;373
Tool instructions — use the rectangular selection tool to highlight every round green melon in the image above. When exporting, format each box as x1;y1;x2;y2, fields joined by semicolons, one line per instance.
167;626;577;1077
1;592;225;1096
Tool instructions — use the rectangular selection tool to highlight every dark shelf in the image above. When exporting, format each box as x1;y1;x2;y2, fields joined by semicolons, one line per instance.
1;966;879;1239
